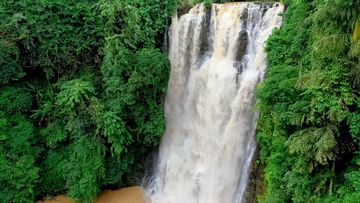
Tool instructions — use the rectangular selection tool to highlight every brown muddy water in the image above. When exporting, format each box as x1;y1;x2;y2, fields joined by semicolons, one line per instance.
37;186;145;203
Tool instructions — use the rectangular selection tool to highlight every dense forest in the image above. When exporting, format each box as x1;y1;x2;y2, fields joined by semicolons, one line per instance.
257;0;360;202
0;0;359;202
0;0;177;202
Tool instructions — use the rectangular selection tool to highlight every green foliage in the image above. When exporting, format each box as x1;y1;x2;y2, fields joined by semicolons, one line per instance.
0;87;39;202
0;151;39;203
333;156;360;203
0;0;177;201
0;0;104;79
102;111;131;156
257;0;360;202
349;99;360;141
0;40;24;84
286;126;338;166
0;86;32;113
37;147;67;195
99;0;175;155
65;136;105;202
56;77;96;113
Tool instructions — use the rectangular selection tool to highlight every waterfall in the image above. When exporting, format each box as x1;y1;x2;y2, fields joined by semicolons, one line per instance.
146;3;284;203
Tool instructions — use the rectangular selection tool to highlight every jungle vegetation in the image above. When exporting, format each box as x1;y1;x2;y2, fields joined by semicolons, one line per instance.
256;0;360;202
0;0;176;202
0;0;359;202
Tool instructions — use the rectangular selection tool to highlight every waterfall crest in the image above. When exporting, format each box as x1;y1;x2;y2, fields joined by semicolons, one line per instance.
147;3;284;203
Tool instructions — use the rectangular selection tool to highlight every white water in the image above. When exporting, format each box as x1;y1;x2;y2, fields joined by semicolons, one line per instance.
147;3;284;203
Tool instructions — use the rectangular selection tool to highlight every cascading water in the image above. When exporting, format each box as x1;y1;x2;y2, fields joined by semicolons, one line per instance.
146;3;284;203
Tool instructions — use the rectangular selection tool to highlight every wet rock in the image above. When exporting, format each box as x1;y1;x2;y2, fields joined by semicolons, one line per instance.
235;30;248;61
243;144;266;203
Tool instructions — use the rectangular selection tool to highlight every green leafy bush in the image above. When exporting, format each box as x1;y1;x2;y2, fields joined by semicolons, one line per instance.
0;87;39;202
